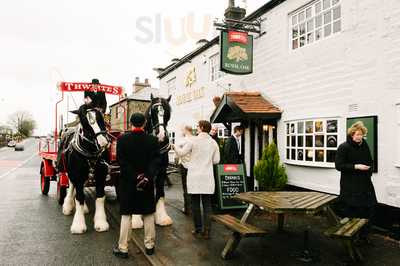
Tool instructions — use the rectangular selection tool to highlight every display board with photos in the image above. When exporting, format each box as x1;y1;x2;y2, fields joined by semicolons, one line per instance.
285;118;338;167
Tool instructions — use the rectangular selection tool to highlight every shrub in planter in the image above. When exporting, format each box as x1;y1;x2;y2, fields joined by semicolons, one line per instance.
254;142;288;191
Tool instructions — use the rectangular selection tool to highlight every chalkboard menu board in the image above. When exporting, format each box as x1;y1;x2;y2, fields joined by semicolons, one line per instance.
215;164;247;210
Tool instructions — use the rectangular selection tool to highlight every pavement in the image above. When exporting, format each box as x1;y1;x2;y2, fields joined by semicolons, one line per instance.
120;171;400;266
0;138;149;265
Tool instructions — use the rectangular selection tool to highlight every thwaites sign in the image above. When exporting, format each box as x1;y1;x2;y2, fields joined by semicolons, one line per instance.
220;31;253;75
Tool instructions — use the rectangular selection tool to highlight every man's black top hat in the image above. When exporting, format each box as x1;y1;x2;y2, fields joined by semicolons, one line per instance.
130;113;146;127
92;78;100;84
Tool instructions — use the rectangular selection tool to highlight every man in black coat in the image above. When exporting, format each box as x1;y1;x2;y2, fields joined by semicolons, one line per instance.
223;125;244;164
113;113;161;258
84;78;107;113
335;121;377;238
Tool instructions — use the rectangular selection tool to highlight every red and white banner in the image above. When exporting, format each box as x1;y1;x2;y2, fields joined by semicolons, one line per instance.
223;164;239;172
228;31;248;44
58;82;124;96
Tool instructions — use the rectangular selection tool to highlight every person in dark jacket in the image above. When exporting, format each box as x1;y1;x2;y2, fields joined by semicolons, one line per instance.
223;125;244;164
113;113;161;258
335;121;377;238
84;78;107;113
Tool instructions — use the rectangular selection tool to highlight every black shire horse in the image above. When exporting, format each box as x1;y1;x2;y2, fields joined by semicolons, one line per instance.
132;94;173;227
61;104;111;234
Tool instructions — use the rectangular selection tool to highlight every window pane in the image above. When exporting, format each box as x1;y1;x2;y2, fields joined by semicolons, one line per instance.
333;20;341;33
306;7;312;18
315;135;325;147
307;20;314;32
306;136;313;147
291;149;296;160
290;123;295;133
315;121;324;132
324;24;332;37
333;6;341;20
287;136;290;146
306;121;313;133
286;123;290;134
297;121;304;133
315;2;322;14
307;32;314;44
315;150;324;162
306;149;313;161
292;39;299;49
323;0;331;10
332;0;340;5
291;136;296;147
298;135;304;147
286;149;290;159
315;15;322;28
327;150;336;162
324;11;332;25
292;15;298;26
327;135;338;147
299;11;305;22
297;149;304;161
299;23;306;35
315;29;322;40
299;36;306;47
292;27;299;38
327;120;338;133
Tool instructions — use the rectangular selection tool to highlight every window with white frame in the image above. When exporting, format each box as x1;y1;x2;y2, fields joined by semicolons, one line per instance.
167;77;176;96
168;131;176;144
285;118;339;167
290;0;341;50
217;127;230;138
209;53;225;81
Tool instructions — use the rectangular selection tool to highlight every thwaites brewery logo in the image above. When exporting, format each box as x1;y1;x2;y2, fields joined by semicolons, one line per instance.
220;30;253;75
223;164;239;172
58;82;123;95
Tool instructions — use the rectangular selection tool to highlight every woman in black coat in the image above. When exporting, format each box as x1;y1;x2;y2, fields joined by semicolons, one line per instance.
335;121;377;232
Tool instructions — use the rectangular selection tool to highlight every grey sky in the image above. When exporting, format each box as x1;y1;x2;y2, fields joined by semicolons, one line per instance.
0;0;265;134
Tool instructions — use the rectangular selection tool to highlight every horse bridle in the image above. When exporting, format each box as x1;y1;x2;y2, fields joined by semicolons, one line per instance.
148;102;171;154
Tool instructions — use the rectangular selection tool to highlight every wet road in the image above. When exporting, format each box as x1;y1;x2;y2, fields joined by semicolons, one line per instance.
0;139;149;265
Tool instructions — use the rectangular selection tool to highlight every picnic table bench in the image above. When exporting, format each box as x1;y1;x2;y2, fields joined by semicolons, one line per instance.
213;191;338;260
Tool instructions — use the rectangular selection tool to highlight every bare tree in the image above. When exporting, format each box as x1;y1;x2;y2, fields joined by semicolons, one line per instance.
7;111;37;137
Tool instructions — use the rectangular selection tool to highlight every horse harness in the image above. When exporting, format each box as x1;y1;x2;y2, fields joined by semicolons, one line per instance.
148;102;171;154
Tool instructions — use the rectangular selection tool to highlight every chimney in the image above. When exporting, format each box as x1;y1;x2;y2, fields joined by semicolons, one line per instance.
225;0;246;21
133;77;151;94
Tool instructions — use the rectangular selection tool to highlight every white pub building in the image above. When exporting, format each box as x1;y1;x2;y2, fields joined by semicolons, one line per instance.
157;0;400;208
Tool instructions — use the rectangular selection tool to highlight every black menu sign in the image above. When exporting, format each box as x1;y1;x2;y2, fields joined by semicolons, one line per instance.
216;164;247;210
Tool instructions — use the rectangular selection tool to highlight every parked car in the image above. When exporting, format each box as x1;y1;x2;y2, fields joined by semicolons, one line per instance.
7;140;16;147
14;143;24;151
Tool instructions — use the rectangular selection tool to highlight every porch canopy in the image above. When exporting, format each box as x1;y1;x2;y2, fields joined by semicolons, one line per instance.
210;92;281;124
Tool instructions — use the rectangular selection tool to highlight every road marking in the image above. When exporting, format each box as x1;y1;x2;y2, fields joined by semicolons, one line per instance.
0;153;37;180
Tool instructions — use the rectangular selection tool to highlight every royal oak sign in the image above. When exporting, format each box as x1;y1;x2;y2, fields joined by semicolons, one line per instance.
220;31;253;75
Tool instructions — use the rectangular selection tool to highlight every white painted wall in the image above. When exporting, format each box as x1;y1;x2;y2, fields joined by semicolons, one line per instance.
159;0;400;207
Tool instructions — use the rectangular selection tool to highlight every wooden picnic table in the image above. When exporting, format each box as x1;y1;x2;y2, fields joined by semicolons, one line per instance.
218;191;338;260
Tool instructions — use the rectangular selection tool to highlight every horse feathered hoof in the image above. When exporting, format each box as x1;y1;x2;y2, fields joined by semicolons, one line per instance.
131;214;144;229
155;197;173;226
94;196;109;232
83;202;89;214
70;200;87;234
62;198;75;216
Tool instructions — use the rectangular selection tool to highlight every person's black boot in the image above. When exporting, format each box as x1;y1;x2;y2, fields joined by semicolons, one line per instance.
113;246;129;259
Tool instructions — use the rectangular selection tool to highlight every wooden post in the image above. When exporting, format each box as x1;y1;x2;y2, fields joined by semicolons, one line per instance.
277;213;285;231
221;204;255;259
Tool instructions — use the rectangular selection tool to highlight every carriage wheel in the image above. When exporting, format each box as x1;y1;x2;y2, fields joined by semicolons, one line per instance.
40;165;50;195
57;177;67;205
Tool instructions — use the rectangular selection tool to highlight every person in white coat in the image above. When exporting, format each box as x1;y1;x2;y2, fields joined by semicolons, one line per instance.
172;120;220;239
175;125;195;215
